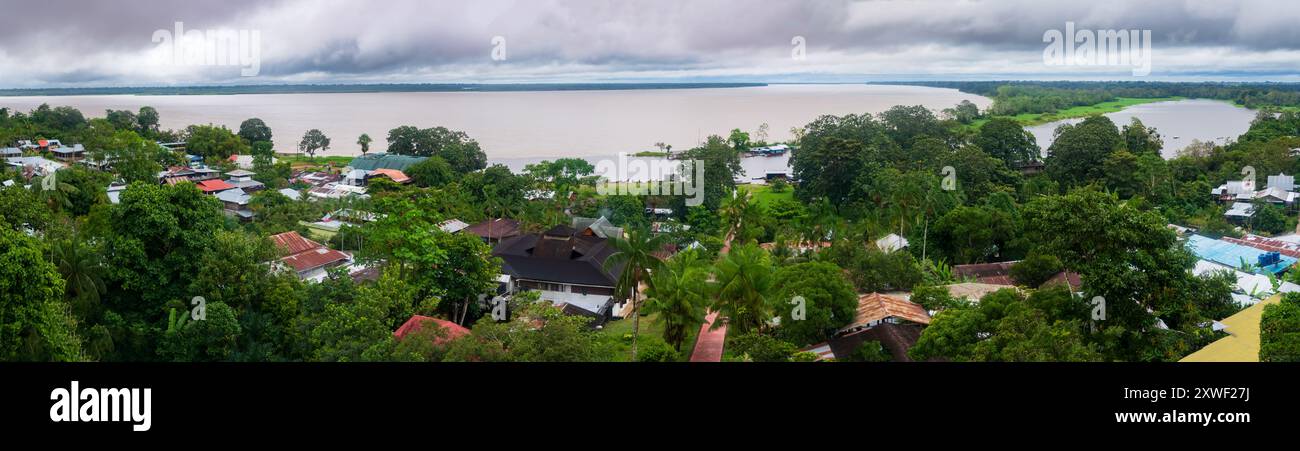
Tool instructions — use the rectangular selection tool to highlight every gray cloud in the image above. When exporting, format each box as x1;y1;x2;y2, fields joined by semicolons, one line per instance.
0;0;1298;87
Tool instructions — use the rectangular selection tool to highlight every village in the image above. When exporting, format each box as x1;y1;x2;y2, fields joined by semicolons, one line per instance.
7;120;1298;363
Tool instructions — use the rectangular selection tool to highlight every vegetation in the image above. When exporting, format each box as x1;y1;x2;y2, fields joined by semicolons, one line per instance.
2;81;1293;362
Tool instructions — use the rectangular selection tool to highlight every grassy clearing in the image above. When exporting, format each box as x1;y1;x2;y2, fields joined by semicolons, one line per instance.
745;184;794;207
278;154;355;170
597;312;701;362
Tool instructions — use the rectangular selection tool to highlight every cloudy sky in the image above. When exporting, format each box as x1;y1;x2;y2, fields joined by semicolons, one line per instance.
1;0;1298;88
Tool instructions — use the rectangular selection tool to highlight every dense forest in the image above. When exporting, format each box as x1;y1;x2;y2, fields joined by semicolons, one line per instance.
888;81;1300;115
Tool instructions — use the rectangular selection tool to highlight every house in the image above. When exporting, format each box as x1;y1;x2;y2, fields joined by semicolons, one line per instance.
1186;234;1297;275
369;168;412;184
5;156;63;177
492;224;624;322
215;188;254;221
1224;202;1254;222
465;218;523;244
953;261;1019;285
1;147;20;158
393;315;471;345
50;144;85;162
875;233;909;253
800;322;926;362
838;292;932;336
278;188;303;201
343;169;368;187
196;179;237;194
224;169;265;192
307;182;368;200
159;166;220;185
270;231;354;282
1040;271;1084;292
1212;180;1256;202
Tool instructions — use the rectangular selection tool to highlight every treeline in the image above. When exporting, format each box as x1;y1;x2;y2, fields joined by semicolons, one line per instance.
886;80;1300;115
0;83;767;97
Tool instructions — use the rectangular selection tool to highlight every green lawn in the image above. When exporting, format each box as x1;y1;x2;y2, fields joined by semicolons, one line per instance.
745;184;794;207
278;154;355;169
597;312;702;362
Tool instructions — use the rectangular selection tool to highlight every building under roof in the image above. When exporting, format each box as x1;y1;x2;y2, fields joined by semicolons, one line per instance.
839;292;931;336
953;261;1019;285
1187;234;1297;275
270;231;353;281
1181;295;1280;362
346;153;427;172
493;225;623;289
801;322;927;362
465;218;522;243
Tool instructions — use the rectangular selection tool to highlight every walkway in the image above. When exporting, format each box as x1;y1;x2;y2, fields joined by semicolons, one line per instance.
688;197;745;362
689;311;727;362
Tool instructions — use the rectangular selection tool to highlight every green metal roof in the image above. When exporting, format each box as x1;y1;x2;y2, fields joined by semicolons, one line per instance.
347;153;427;171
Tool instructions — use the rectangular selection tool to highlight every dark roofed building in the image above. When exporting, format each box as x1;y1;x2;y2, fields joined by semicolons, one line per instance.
493;225;624;322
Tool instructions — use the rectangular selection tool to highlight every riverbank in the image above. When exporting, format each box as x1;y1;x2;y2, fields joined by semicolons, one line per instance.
970;97;1183;129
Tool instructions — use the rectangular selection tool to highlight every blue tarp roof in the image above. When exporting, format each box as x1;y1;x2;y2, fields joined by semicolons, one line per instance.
1187;234;1297;275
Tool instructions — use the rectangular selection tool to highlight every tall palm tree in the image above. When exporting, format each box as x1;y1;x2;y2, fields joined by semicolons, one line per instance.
643;249;709;351
712;242;774;334
604;227;668;360
50;234;105;318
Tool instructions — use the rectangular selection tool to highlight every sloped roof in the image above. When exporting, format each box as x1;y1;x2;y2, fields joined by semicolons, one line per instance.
280;246;351;273
438;219;469;234
842;293;931;332
802;322;926;362
573;216;623;239
347;153;427;172
370;168;411;184
215;187;250;205
196;179;236;193
493;228;622;287
944;282;1016;302
271;230;322;255
1181;295;1279;362
953;261;1019;285
1040;271;1083;292
393;315;471;345
465;218;522;240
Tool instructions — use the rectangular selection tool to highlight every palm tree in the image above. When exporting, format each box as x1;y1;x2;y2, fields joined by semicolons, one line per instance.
643;249;709;351
357;133;372;155
712;242;774;334
50;234;106;318
604;227;668;360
